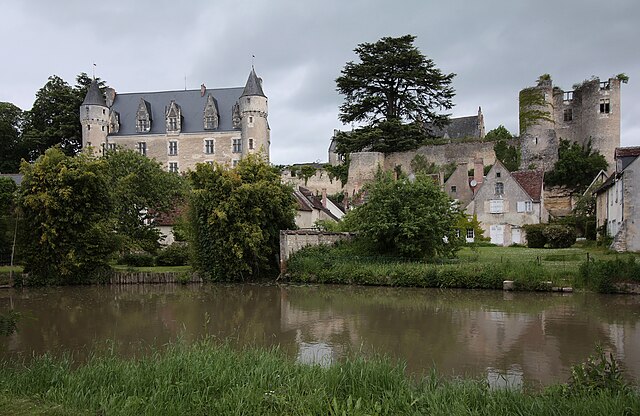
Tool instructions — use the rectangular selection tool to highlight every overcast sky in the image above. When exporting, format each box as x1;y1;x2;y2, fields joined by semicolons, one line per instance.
1;0;638;165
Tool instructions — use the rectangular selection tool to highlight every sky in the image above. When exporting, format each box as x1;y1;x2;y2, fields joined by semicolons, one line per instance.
1;0;639;165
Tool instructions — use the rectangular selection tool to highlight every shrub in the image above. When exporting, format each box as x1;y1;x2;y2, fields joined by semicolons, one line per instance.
523;224;547;248
578;257;640;293
566;346;631;395
118;252;155;267
156;244;190;266
543;225;576;248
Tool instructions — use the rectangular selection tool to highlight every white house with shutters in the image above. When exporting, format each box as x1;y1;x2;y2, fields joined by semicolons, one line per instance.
465;160;547;246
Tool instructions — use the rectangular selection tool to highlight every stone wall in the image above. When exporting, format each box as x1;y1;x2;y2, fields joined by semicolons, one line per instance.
279;230;355;272
345;152;385;195
281;168;344;195
543;186;576;218
383;141;497;174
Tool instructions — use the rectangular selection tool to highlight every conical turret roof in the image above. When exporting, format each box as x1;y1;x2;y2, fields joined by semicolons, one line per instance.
241;68;266;97
82;79;107;106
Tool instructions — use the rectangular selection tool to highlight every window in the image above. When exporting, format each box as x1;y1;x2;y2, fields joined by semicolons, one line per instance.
495;182;504;195
517;201;533;213
232;159;240;167
168;162;179;173
87;125;91;131
563;108;573;122
450;185;457;193
490;199;504;214
248;138;254;150
101;126;105;131
232;138;242;153
136;118;150;132
137;142;147;156
168;117;178;131
600;99;610;114
102;109;106;115
204;116;217;130
248;116;254;127
466;228;475;239
107;143;117;151
496;172;501;178
169;141;178;156
204;139;214;154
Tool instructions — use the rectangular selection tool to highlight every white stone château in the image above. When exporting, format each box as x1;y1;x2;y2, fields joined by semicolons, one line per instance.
80;68;270;171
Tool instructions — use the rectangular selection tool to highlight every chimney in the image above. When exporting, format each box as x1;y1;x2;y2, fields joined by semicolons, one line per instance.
200;84;206;97
321;188;327;208
105;88;116;107
474;158;484;185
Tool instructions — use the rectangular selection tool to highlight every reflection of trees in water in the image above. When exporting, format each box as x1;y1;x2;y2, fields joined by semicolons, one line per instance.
2;284;639;386
283;286;640;385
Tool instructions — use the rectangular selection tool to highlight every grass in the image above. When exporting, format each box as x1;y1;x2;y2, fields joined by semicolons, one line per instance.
285;242;640;292
0;339;637;415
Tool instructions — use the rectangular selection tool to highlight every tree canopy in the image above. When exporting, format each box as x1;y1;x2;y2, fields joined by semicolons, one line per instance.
342;170;464;259
486;125;520;172
18;148;117;284
0;102;25;173
103;149;188;253
545;139;608;193
334;35;455;155
188;155;297;281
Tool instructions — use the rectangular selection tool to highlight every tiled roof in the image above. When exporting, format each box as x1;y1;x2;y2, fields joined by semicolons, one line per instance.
241;68;266;97
429;115;481;139
109;86;244;136
615;146;640;158
511;169;544;202
82;79;107;106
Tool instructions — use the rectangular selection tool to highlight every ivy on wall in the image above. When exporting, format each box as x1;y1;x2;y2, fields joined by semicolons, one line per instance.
519;87;553;134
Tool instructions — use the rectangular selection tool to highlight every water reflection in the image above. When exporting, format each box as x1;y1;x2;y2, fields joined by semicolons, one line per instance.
2;284;639;387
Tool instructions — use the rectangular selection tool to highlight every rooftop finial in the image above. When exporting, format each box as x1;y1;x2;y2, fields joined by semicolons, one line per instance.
92;63;96;80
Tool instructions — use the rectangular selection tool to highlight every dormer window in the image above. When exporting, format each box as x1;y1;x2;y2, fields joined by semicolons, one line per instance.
109;111;120;134
203;94;219;130
232;102;241;129
165;100;182;134
136;99;152;133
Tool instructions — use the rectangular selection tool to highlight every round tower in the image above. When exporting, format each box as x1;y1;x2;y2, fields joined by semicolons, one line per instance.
80;79;109;156
239;68;270;162
519;76;557;170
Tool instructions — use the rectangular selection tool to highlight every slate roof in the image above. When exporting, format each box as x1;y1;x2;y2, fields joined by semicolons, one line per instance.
108;87;244;136
511;170;544;202
429;115;480;139
241;68;266;97
82;79;107;106
0;174;23;186
295;186;340;220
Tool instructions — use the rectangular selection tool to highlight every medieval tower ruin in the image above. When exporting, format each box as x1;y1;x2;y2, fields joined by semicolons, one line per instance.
519;75;621;171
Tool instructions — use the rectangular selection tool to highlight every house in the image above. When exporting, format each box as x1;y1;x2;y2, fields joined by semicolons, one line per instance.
594;146;640;252
80;68;270;172
466;160;547;246
444;158;485;208
293;187;344;229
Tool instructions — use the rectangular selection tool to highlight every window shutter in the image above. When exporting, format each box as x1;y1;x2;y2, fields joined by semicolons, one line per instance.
517;201;525;212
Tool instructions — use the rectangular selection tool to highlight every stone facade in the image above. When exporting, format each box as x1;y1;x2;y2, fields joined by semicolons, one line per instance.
279;230;355;272
520;76;621;171
595;147;640;252
80;68;270;172
466;161;547;246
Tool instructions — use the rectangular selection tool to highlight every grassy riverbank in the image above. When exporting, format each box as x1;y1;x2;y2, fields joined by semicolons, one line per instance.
0;340;637;415
285;243;640;292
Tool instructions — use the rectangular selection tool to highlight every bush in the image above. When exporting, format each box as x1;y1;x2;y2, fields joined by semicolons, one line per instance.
156;244;190;266
566;346;631;395
578;257;640;293
523;224;547;248
118;252;155;267
543;225;576;248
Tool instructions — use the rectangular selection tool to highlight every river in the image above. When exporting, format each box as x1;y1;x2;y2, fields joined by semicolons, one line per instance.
1;284;639;388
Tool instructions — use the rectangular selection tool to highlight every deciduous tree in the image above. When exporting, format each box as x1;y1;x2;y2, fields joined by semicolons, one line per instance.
18;148;117;284
342;171;463;258
545;139;608;193
0;102;25;173
188;155;296;281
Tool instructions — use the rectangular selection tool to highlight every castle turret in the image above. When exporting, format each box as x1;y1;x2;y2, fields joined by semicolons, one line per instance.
519;76;558;171
80;79;109;156
239;68;270;161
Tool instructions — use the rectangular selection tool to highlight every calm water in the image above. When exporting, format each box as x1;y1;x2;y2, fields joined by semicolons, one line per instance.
2;284;640;388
